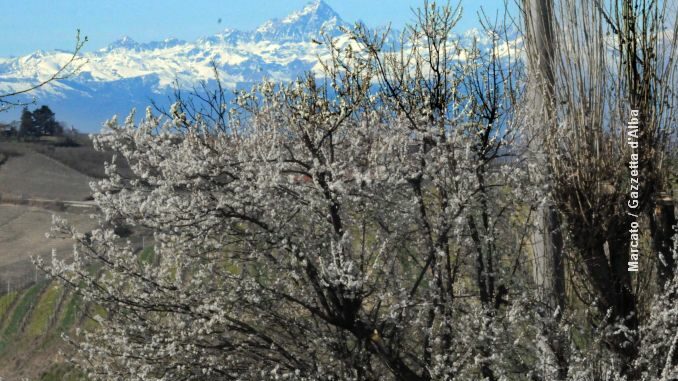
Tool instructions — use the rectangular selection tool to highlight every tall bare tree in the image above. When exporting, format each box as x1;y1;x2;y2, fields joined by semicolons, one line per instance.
531;0;678;376
522;0;569;377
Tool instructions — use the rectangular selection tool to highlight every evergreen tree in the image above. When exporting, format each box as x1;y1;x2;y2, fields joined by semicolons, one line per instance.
19;107;37;138
32;105;61;136
18;105;64;138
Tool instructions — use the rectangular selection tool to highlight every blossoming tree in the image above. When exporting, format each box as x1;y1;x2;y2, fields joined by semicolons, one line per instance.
38;1;678;380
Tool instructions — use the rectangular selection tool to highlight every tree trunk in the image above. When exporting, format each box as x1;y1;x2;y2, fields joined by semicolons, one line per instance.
532;205;565;310
651;193;676;291
524;0;568;378
523;0;565;310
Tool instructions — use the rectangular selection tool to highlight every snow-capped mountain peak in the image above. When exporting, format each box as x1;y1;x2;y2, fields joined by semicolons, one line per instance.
105;36;139;51
282;0;339;25
0;1;352;130
255;0;347;41
0;1;506;132
102;36;187;53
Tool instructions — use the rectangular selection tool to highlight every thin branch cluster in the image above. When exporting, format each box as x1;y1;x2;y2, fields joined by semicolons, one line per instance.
37;1;678;380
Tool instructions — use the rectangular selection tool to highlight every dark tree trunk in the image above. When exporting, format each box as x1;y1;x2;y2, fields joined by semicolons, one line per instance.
570;217;639;377
651;194;676;291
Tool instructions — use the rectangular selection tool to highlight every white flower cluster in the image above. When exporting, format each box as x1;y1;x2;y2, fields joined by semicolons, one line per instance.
37;2;678;381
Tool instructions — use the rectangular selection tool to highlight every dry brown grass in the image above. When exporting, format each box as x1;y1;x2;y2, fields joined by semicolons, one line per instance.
0;205;97;291
0;151;92;201
0;138;132;179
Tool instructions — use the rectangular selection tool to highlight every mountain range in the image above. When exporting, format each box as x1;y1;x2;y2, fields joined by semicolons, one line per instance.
0;1;495;132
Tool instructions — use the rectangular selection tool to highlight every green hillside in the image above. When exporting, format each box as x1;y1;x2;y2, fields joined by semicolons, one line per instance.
0;138;144;379
0;280;89;380
0;253;151;379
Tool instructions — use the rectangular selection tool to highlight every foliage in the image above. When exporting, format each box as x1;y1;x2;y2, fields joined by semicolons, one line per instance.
37;1;677;380
19;105;64;138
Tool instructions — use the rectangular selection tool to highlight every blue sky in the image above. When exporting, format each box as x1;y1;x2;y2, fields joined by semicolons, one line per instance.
0;0;513;57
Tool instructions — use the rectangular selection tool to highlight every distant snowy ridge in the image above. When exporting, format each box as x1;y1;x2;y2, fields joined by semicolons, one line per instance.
0;1;350;92
0;0;510;131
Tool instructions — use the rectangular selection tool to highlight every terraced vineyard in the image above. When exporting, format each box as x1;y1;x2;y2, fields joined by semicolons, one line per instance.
0;139;140;379
0;280;91;380
0;250;153;380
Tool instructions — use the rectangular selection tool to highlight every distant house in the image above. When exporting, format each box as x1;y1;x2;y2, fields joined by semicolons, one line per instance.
0;122;18;138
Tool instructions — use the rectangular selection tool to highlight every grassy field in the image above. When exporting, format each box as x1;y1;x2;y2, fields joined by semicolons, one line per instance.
0;137;126;380
0;279;91;380
0;204;98;291
0;149;93;201
0;137;132;180
0;137;102;306
0;254;153;380
25;283;63;337
0;282;45;352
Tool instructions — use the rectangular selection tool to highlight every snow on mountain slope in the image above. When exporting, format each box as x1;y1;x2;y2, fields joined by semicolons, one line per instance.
0;2;339;92
0;0;509;131
255;0;345;41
